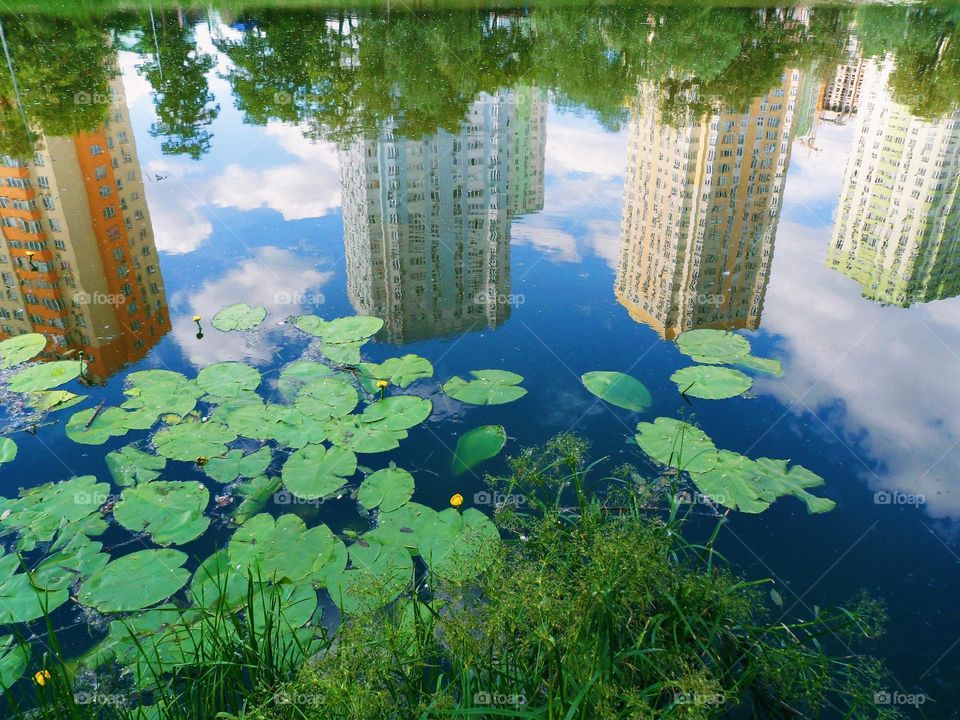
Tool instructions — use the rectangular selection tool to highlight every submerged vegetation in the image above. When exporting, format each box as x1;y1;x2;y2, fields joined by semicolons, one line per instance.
0;302;898;717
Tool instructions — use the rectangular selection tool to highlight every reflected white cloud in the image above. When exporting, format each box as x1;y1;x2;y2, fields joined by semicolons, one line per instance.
144;159;215;254
171;247;334;366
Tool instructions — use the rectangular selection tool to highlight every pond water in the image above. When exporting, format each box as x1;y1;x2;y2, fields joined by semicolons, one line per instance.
1;3;959;716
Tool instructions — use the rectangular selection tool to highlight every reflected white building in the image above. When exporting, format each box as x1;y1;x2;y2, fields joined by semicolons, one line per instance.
339;86;546;343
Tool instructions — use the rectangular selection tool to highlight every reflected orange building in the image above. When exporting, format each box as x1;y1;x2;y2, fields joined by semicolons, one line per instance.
616;70;804;338
0;72;168;382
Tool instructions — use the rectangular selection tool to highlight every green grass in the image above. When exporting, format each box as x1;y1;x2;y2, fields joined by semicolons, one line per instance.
7;434;900;719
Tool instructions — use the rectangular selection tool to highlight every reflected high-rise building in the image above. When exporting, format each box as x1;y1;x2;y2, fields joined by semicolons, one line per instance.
822;35;866;122
339;86;546;343
0;71;169;382
828;59;960;306
616;70;805;339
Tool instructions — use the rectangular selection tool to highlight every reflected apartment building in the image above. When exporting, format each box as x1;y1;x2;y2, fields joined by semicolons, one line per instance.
339;86;546;344
616;70;804;339
0;72;168;382
828;59;960;306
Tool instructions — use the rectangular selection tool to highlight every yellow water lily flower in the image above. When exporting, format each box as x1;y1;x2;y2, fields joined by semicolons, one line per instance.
192;315;201;322
34;669;51;686
450;493;464;508
375;379;389;390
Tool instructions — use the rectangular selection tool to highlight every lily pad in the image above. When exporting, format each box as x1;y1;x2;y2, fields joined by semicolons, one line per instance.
114;481;210;546
753;458;836;513
0;552;70;623
357;466;415;512
295;377;359;420
282;443;357;499
0;333;46;368
211;303;267;332
294;315;383;343
358;395;432;431
196;362;261;399
358;355;433;389
688;451;771;513
671;365;752;400
228;514;337;582
204;447;272;484
106;446;167;486
0;635;30;692
676;329;751;364
7;360;82;392
581;371;652;412
320;538;412;615
634;417;719;473
0;475;109;551
0;438;15;464
320;341;364;365
66;406;135;445
276;361;335;400
736;355;784;376
26;390;86;413
153;421;237;461
190;551;248;611
78;549;191;612
31;535;110;592
325;417;406;453
418;508;500;583
452;425;506;476
232;475;282;525
443;370;526;405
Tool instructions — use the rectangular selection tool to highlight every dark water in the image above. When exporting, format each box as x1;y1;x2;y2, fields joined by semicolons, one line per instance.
1;4;959;716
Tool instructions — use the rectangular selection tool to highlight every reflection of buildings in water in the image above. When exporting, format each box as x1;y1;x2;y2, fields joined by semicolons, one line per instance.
616;70;804;339
822;35;866;121
339;86;546;344
828;59;960;307
0;73;168;382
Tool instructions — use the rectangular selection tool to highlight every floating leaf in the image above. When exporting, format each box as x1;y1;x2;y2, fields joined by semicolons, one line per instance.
357;467;415;512
443;370;526;405
204;447;272;484
452;425;506;476
634;417;719;473
7;360;81;392
321;341;363;364
282;443;357;499
581;371;652;412
196;362;261;399
736;355;783;376
78;549;190;612
228;514;336;582
106;446;167;486
367;502;436;553
753;458;836;513
418;508;500;583
66;407;135;445
358;355;433;389
0;333;45;368
232;475;281;525
325;418;406;453
211;303;267;332
26;390;86;413
0;552;69;623
114;481;210;546
153;421;237;461
295;377;359;420
0;475;109;551
676;329;751;365
0;635;30;692
294;315;383;343
190;551;248;611
320;538;411;615
688;451;770;513
671;366;752;400
31;535;109;592
358;395;432;431
276;360;334;400
0;438;15;464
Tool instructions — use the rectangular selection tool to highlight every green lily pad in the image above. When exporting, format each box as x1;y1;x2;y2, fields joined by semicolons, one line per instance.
106;446;167;486
0;552;70;623
276;360;335;400
281;443;357;499
0;438;15;464
190;551;248;611
324;417;406;453
204;447;272;484
634;417;719;473
78;549;191;612
358;395;432;431
676;329;751;364
0;333;46;368
232;475;282;525
215;400;286;440
320;538;412;615
114;481;210;546
452;425;506;476
7;360;82;392
367;502;437;553
26;390;86;413
357;466;415;512
294;315;383;343
736;355;784;376
122;370;200;419
295;377;359;420
196;362;261;399
688;451;771;513
0;475;110;551
0;635;30;692
358;355;433;389
228;514;337;582
66;406;133;445
211;303;267;332
264;407;329;448
581;371;652;412
153;421;237;461
31;534;110;592
321;341;364;365
443;370;526;405
419;508;500;583
754;458;836;513
671;365;752;400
